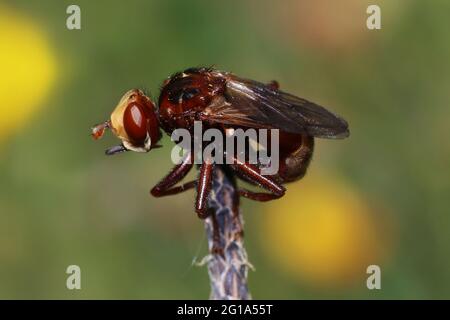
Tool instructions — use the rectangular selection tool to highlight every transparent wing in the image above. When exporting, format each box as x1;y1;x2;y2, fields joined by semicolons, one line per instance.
205;76;349;139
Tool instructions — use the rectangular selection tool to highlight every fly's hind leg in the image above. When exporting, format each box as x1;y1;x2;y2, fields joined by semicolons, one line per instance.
231;156;286;202
238;189;284;201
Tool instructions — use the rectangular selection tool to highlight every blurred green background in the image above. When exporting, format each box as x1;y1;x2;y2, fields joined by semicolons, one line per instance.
1;0;449;299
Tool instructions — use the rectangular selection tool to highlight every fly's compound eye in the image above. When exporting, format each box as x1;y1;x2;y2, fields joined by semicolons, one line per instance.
123;102;149;144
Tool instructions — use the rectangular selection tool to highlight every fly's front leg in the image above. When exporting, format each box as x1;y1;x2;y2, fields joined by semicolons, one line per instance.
152;180;197;197
150;152;195;197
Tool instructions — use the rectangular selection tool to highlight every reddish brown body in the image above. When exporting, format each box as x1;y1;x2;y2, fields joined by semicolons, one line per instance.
92;67;349;218
158;69;226;134
157;68;315;185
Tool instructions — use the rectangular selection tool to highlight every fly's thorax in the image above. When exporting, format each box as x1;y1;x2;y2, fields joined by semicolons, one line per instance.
158;68;226;134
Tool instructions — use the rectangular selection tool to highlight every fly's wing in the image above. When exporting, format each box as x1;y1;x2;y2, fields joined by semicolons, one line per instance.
205;76;349;139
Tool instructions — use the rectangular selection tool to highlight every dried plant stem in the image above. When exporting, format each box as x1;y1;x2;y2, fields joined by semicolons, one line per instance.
203;165;251;300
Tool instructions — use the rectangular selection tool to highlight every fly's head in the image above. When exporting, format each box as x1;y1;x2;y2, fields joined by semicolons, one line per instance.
91;89;161;155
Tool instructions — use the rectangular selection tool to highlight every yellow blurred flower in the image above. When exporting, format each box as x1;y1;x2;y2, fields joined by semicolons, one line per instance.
260;173;390;287
0;6;56;144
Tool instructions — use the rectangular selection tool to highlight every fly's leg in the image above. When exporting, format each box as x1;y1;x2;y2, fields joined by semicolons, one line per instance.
195;159;214;219
231;156;286;201
238;188;284;201
152;180;196;197
150;152;195;197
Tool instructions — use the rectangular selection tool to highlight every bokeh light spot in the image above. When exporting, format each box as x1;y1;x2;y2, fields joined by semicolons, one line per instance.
0;6;57;144
261;173;390;287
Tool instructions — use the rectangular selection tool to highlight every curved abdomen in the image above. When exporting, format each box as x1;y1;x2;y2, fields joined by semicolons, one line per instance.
276;132;314;183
